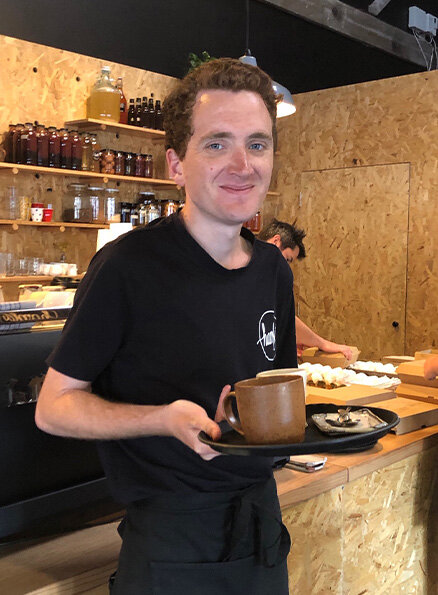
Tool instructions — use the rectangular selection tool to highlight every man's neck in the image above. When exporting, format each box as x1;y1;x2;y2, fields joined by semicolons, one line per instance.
180;206;252;270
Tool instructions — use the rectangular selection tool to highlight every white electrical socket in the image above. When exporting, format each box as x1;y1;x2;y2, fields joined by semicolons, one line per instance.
409;6;438;36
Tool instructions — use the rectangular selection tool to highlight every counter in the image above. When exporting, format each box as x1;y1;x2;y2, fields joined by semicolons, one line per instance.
1;425;436;594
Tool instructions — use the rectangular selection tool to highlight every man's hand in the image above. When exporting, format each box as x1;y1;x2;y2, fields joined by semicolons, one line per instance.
320;340;353;360
163;385;231;461
424;357;438;381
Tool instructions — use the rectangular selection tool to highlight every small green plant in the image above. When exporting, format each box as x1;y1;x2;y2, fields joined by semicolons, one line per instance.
187;51;216;73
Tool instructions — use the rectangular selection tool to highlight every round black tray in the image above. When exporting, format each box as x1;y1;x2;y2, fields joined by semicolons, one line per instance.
198;404;399;456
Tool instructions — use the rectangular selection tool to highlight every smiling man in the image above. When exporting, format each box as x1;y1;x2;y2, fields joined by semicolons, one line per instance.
36;59;296;594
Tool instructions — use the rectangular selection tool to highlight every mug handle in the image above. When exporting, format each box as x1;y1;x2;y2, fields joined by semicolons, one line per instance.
222;391;244;435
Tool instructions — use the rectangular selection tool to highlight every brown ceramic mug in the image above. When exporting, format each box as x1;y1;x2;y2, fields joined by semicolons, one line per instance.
223;375;306;445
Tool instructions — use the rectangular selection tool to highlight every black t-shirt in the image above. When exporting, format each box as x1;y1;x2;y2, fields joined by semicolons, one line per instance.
48;213;297;504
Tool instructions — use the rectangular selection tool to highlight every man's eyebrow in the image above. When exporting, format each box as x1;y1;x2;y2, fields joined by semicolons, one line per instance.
199;131;273;143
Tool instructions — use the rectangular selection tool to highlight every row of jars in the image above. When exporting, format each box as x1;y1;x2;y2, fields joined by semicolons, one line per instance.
121;193;180;227
100;149;154;178
4;123;98;170
62;184;181;225
4;123;155;178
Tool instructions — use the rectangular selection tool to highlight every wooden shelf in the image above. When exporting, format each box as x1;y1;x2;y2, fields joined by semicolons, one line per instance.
266;191;280;196
64;118;165;139
0;219;108;230
0;162;176;187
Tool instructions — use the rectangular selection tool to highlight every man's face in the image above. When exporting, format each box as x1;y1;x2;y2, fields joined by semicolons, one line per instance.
167;89;274;226
266;235;300;264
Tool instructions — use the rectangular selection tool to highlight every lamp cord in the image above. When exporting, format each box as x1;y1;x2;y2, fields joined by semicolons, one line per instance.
245;0;250;54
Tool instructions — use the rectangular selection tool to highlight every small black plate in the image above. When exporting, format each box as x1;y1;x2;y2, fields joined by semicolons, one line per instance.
198;404;399;456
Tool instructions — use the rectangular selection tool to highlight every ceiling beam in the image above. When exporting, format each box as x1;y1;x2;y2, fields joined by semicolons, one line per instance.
262;0;427;67
368;0;393;17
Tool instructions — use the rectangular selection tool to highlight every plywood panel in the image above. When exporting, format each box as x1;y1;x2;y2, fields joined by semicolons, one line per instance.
276;70;438;355
0;34;178;281
298;164;409;360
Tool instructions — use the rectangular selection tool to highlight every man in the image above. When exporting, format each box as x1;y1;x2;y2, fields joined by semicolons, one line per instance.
36;59;295;594
259;218;353;360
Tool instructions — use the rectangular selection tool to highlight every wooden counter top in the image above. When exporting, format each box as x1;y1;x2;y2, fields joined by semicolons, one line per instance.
275;424;438;510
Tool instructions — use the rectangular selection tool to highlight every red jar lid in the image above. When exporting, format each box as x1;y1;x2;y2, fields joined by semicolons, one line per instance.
31;202;44;208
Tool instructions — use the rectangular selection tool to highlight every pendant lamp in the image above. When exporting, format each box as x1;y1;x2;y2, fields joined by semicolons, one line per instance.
239;1;296;118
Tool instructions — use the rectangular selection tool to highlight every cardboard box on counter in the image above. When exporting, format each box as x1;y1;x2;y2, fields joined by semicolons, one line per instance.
371;396;438;434
397;360;438;389
306;384;395;406
414;348;438;361
301;346;360;369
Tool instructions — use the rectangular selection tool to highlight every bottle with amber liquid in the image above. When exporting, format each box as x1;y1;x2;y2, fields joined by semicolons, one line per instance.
48;127;60;168
116;77;128;124
21;122;37;165
12;124;24;163
87;66;120;122
59;128;72;169
5;124;16;162
90;134;101;172
36;124;49;167
128;99;135;126
134;153;145;177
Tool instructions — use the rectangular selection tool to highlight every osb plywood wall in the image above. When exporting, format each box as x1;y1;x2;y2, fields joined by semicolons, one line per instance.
271;71;438;356
0;34;178;274
283;446;438;593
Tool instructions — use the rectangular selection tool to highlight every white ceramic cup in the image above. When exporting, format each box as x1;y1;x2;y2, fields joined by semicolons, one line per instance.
256;368;308;399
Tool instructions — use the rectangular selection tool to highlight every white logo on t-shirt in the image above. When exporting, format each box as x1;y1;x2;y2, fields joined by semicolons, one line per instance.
257;310;276;361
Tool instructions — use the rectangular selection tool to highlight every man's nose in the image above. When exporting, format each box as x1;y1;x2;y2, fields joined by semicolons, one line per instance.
228;147;253;175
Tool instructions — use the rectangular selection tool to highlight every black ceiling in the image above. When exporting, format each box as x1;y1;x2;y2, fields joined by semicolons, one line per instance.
0;0;435;94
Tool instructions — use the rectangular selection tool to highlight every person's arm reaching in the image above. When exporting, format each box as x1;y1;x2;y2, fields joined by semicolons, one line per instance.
35;367;229;461
295;316;353;360
424;356;438;381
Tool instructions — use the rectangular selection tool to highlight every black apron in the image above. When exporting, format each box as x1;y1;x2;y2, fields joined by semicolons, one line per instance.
111;477;290;595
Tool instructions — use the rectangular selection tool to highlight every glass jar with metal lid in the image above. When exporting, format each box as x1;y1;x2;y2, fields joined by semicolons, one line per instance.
104;187;120;222
62;184;93;223
87;185;105;223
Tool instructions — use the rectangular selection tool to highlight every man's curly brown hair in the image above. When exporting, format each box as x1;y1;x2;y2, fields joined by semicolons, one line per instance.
163;58;277;159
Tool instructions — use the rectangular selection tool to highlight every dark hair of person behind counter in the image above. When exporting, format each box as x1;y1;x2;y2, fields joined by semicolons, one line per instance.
258;218;307;259
163;57;278;159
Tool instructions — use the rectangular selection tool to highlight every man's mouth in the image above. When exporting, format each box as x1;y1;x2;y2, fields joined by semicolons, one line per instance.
219;184;255;194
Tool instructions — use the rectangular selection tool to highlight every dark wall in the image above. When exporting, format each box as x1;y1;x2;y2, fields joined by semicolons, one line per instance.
0;0;425;94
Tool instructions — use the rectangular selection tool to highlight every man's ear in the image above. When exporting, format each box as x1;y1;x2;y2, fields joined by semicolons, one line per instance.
166;148;185;186
269;234;282;249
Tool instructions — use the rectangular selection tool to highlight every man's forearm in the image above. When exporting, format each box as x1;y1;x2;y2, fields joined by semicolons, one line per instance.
36;387;169;440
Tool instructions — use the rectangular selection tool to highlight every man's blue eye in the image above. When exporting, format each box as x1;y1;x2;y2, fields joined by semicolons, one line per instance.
208;142;223;150
250;143;264;150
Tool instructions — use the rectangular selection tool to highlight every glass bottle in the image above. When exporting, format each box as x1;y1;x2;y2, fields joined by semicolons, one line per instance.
145;154;154;178
130;203;139;227
7;186;18;219
12;123;24;163
253;211;262;233
100;148;115;174
21;122;37;165
81;132;92;171
149;200;161;222
59;128;72;169
134;153;145;177
124;152;134;176
90;134;101;172
5;124;16;162
134;98;142;126
141;96;149;128
154;100;163;130
148;94;156;129
70;129;82;170
114;150;125;175
36;125;49;167
120;202;132;223
116;77;128;124
87;66;120;122
128;98;135;126
48;127;60;168
163;199;179;217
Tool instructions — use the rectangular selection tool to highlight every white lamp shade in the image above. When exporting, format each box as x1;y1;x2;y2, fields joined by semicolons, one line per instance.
272;80;296;117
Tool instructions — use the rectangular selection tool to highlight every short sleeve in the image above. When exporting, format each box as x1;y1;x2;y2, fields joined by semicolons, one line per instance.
48;248;128;381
